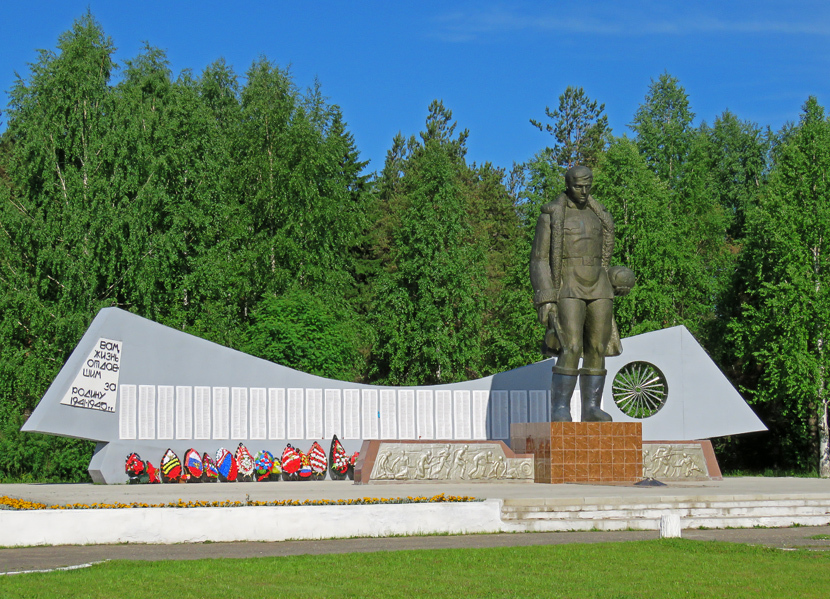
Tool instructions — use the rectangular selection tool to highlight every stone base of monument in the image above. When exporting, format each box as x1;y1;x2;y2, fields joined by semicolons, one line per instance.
354;440;534;484
510;422;642;484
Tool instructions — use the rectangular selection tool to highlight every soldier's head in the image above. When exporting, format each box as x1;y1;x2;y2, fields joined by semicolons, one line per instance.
565;165;593;205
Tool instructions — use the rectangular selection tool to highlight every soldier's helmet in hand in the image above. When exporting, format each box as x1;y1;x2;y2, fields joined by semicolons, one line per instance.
607;265;635;296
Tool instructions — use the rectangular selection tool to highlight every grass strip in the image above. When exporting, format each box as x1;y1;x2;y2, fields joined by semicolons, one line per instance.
1;539;828;598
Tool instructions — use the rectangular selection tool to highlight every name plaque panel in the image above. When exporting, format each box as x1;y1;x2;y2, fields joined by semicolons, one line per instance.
138;385;156;440
268;388;286;440
380;389;397;438
343;389;361;439
118;384;137;440
416;390;434;440
212;387;229;440
249;388;267;440
490;390;509;439
362;389;379;440
435;390;452;439
472;390;488;440
287;388;303;439
157;385;174;440
324;389;342;439
398;390;415;439
193;386;211;440
453;390;472;439
306;388;323;439
175;386;193;440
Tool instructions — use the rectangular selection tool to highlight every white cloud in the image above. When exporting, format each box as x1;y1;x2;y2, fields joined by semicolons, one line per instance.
431;5;830;42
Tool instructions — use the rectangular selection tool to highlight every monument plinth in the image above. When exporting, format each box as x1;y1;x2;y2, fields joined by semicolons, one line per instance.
511;422;642;484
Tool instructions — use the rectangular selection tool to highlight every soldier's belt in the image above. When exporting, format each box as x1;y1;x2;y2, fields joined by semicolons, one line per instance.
562;257;602;266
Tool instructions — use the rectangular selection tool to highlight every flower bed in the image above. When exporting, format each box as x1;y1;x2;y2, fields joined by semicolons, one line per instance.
0;493;480;511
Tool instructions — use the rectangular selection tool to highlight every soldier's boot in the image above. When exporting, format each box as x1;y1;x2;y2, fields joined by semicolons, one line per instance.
550;371;577;422
580;371;612;422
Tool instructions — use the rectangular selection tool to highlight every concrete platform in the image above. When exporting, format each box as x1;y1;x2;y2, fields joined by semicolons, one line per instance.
1;477;828;547
4;476;828;505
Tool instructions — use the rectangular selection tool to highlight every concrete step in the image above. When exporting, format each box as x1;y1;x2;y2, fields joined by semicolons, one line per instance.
500;495;830;531
502;504;830;520
502;513;830;532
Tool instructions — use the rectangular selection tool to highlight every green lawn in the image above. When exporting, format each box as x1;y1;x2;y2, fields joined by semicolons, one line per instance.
2;540;827;598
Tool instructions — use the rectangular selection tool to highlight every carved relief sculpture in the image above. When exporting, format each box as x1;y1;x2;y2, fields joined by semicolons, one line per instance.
369;443;533;482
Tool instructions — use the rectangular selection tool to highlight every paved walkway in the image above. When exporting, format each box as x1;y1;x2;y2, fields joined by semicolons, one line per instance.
2;476;829;506
2;526;829;575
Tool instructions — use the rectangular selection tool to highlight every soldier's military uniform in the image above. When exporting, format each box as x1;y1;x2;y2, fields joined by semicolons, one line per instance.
530;182;621;422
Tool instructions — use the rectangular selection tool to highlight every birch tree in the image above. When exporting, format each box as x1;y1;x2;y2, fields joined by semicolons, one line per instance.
729;97;830;475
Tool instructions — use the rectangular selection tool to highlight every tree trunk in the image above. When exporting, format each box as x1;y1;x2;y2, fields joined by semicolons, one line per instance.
820;399;830;477
813;242;827;476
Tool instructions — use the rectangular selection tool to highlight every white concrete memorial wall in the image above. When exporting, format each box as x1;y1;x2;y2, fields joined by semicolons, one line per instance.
22;308;767;483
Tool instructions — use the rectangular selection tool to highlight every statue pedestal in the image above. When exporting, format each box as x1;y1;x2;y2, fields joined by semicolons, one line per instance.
510;422;642;484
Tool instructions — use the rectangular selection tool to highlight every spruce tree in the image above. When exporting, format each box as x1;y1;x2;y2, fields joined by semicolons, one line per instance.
369;101;486;384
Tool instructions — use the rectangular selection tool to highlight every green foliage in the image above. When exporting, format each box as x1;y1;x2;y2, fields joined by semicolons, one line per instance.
464;163;539;373
703;111;771;241
518;147;565;212
0;14;120;480
624;74;735;344
369;101;486;385
592;137;678;336
630;72;695;187
4;15;830;478
244;289;369;382
0;412;93;482
0;14;371;482
728;97;830;472
531;86;609;169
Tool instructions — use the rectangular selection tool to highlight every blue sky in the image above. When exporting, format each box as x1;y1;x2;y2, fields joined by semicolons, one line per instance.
2;1;830;173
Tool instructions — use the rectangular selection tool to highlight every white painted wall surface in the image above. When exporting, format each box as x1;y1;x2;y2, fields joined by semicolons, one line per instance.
0;500;504;547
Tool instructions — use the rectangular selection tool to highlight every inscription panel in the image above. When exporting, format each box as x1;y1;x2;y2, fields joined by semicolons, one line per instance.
362;389;379;440
231;387;248;439
510;390;528;425
435;390;452;439
193;386;211;440
268;388;286;440
324;389;342;439
398;390;416;439
490;390;509;439
306;388;323;439
175;386;192;440
250;387;266;440
416;390;434;440
472;390;488;440
118;384;137;440
380;389;397;439
453;390;472;439
529;390;547;422
287;388;303;439
212;387;229;440
157;385;174;440
138;385;155;440
343;389;360;439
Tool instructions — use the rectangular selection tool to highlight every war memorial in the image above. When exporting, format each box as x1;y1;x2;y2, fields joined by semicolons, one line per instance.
3;166;829;549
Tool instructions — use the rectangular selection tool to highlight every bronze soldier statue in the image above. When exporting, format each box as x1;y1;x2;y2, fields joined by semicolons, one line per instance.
530;165;633;422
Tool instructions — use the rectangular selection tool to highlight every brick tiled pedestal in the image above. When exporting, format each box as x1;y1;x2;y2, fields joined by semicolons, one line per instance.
511;422;643;484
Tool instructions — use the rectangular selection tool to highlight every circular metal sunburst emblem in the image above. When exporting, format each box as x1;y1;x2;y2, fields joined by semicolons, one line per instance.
612;361;669;419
